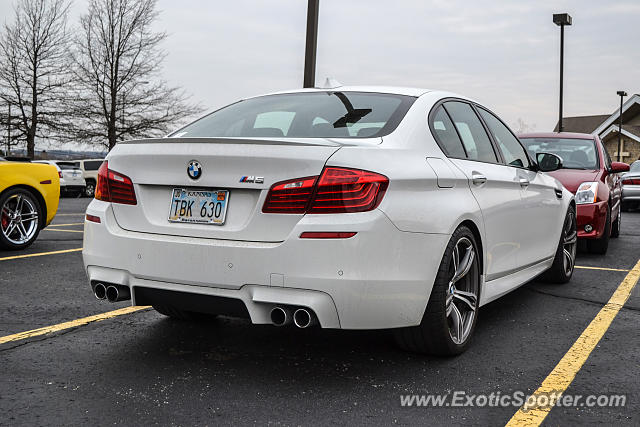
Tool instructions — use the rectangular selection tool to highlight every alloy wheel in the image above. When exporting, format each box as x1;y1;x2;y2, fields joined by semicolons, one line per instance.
562;210;578;275
446;236;479;345
1;193;39;245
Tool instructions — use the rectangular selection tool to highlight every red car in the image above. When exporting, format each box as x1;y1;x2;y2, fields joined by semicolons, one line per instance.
519;132;629;254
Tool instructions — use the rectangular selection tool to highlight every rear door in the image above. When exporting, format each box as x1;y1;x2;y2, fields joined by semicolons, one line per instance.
476;107;563;266
439;101;521;280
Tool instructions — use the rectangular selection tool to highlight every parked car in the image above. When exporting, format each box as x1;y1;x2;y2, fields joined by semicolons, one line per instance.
0;157;60;249
519;132;629;254
74;159;105;197
33;160;86;197
83;87;576;356
621;160;640;211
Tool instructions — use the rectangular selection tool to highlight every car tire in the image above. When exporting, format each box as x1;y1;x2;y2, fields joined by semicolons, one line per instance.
611;203;621;238
0;188;43;250
153;304;217;321
587;206;610;254
541;205;577;284
85;180;96;198
394;226;480;356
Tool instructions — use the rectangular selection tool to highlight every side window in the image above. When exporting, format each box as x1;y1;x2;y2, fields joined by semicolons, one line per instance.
477;108;530;168
443;101;497;163
431;106;466;158
84;160;103;171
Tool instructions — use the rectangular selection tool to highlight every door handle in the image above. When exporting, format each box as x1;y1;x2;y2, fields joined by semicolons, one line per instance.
471;172;487;185
519;178;530;187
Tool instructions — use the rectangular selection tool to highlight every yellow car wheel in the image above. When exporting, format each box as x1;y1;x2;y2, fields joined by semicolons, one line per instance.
0;187;43;250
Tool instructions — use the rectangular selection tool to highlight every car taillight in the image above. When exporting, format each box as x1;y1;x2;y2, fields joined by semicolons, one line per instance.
58;171;63;178
622;178;640;185
262;167;388;214
308;167;389;213
262;176;317;213
94;160;137;205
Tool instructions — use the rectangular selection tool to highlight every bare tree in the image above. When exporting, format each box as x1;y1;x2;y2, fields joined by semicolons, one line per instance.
0;0;72;158
72;0;200;150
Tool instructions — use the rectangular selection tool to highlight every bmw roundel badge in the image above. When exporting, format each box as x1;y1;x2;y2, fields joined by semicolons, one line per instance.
187;160;202;180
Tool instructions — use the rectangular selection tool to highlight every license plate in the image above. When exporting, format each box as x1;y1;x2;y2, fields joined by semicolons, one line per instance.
168;188;229;225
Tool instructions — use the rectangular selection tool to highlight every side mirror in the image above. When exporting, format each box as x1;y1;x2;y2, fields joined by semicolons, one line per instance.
536;152;563;172
610;162;630;173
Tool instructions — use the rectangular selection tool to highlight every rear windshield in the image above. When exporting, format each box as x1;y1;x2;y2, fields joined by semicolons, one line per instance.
520;138;599;170
56;162;80;170
630;161;640;173
170;92;416;139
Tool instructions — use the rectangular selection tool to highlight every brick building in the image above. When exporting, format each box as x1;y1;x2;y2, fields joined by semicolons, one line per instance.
554;93;640;164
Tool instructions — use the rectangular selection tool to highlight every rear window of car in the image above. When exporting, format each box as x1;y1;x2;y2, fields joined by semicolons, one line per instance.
83;160;103;171
170;92;416;139
56;162;80;170
520;138;599;170
630;161;640;173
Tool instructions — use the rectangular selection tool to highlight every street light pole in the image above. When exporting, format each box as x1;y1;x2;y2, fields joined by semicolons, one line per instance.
303;0;319;88
616;90;627;162
553;13;572;133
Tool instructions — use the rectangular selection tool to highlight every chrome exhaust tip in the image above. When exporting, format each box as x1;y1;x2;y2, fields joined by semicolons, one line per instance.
105;285;131;303
94;283;107;300
293;308;317;329
270;306;292;326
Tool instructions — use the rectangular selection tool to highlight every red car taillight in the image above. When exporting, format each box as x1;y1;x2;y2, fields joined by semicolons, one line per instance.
262;167;388;214
262;176;317;213
95;161;137;205
58;171;63;178
622;178;640;185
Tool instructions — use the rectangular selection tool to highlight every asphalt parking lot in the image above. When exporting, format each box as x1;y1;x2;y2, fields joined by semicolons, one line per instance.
1;198;639;426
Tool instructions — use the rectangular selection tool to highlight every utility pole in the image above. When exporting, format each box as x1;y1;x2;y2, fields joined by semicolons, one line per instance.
553;13;572;133
303;0;319;88
616;91;627;162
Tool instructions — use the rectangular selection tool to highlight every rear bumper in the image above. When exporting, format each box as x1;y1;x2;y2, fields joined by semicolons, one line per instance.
83;200;449;329
576;201;607;239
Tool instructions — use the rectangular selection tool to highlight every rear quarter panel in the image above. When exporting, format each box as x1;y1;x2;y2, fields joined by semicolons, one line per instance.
0;163;60;226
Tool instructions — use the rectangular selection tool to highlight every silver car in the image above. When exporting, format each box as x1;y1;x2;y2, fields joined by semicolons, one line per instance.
622;160;640;211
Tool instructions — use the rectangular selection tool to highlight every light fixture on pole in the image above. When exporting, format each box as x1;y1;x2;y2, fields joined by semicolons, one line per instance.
616;90;627;162
553;13;572;133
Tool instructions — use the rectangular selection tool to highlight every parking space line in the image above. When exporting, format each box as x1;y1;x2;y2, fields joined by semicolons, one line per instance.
42;228;84;233
55;213;86;216
575;265;630;272
0;248;83;261
0;306;150;345
506;258;640;426
47;223;84;227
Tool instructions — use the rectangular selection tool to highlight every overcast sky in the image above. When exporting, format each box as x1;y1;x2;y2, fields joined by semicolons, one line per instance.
2;0;640;133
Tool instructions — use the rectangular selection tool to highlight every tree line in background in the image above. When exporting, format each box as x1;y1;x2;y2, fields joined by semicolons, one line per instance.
0;0;201;158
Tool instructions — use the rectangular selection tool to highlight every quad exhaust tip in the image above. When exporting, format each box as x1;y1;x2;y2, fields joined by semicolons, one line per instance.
105;285;131;303
94;283;106;300
293;308;317;329
270;306;292;326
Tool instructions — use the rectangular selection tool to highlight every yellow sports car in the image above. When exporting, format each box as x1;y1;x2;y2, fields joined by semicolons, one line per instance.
0;157;60;250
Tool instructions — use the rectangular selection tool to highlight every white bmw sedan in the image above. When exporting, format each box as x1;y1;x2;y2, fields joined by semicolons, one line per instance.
83;86;576;355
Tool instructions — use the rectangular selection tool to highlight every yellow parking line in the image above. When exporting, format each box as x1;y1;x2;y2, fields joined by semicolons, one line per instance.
506;258;640;426
0;248;83;261
42;228;84;233
575;265;630;272
48;222;84;227
0;306;150;345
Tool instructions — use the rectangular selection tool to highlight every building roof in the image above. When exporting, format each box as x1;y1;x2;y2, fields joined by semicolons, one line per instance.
553;115;609;133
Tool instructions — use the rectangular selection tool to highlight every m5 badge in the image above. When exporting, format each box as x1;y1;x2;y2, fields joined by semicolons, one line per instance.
239;176;264;184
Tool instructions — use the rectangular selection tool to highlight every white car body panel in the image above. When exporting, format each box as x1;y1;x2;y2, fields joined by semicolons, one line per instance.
83;87;573;330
